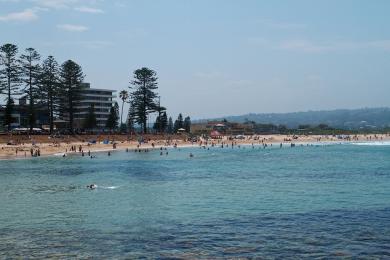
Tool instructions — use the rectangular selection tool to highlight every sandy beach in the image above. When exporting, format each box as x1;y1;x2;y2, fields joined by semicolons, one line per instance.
1;133;389;160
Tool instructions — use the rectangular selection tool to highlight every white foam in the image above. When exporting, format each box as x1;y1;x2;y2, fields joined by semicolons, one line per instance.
101;186;120;190
350;141;390;146
53;153;66;156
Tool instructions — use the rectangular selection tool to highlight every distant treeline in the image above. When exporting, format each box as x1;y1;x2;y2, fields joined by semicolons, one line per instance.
246;121;363;135
235;120;388;135
205;107;390;130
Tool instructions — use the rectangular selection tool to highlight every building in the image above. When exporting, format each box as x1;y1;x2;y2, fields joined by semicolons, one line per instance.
73;83;117;128
0;96;49;130
0;83;116;131
192;121;255;136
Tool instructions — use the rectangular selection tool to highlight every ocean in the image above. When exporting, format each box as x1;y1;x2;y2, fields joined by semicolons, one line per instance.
1;142;390;258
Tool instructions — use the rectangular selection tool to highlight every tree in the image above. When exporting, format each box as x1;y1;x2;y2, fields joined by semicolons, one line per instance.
318;123;329;130
160;112;168;132
153;112;167;133
153;116;161;133
119;89;129;126
0;44;21;130
20;48;41;132
183;116;191;133
106;102;119;130
153;99;167;134
4;99;14;129
174;113;184;133
39;56;60;134
127;101;136;132
129;67;159;134
167;116;173;134
154;95;167;133
278;124;287;134
83;104;97;130
298;124;310;130
59;60;84;133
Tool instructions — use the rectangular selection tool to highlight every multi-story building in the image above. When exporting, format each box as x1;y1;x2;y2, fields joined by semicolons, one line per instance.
0;96;49;130
73;83;117;128
0;83;116;131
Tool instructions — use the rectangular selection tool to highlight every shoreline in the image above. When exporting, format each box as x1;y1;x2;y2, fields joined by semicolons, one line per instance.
1;134;389;161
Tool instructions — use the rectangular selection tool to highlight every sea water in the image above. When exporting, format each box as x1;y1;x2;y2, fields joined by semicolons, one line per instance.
0;143;390;258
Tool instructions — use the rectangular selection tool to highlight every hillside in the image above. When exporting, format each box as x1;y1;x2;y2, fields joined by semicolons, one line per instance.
202;107;390;130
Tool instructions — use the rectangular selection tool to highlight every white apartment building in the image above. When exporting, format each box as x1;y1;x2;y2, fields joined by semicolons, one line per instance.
73;83;117;128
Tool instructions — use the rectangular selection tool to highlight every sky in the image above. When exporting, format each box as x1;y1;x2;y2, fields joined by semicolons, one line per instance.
1;0;390;120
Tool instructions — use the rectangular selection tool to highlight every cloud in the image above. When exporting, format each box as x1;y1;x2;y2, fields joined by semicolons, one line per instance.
278;39;390;53
57;24;88;32
0;8;39;22
32;0;78;9
32;0;104;10
247;36;390;54
74;6;104;14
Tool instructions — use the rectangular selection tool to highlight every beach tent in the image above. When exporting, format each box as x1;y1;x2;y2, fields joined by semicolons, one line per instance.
177;128;186;134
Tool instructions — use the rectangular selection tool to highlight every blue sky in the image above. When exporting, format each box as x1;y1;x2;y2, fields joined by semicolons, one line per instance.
1;0;390;119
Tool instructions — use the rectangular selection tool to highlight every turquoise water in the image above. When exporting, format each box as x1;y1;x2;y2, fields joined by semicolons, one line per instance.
1;143;390;258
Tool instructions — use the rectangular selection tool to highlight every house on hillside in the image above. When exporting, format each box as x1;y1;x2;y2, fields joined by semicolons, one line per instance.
191;121;254;136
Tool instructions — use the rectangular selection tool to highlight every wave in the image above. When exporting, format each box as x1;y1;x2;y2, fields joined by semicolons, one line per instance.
100;186;120;190
350;141;390;146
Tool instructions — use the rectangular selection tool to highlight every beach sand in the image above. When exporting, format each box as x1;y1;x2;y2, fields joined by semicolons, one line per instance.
1;133;389;160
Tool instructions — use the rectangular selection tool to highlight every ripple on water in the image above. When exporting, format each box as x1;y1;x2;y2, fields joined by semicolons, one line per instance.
2;208;389;258
1;145;390;258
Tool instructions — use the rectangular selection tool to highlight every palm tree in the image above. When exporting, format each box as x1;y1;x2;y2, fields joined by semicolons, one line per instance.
119;90;129;125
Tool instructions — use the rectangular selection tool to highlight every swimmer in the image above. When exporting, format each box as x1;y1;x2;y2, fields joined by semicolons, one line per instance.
87;184;97;189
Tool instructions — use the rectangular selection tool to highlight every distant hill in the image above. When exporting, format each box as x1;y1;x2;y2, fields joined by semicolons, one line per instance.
200;107;390;130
